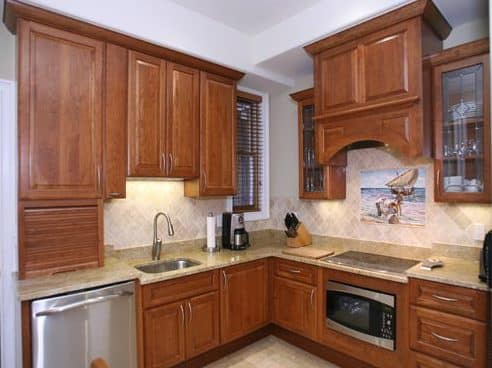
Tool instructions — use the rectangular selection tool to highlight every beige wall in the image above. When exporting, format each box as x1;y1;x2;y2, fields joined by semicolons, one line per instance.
444;17;489;49
0;1;16;81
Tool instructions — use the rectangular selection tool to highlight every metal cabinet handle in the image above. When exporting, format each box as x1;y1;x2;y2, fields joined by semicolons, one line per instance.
188;301;192;325
35;291;133;317
310;289;315;308
109;192;122;197
169;153;174;173
432;294;458;302
180;303;185;326
436;169;440;192
222;270;228;289
161;153;166;170
432;332;459;343
97;165;101;192
288;269;301;274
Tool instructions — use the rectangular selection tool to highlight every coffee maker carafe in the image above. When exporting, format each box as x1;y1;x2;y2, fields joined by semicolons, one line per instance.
222;212;250;250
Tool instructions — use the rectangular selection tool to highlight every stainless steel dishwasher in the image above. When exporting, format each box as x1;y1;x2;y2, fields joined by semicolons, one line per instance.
31;281;137;368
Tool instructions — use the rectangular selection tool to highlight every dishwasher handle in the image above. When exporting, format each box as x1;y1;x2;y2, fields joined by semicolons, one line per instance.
35;290;134;317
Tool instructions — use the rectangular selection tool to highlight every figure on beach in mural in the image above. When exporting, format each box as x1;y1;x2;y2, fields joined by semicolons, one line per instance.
360;168;426;226
375;169;418;224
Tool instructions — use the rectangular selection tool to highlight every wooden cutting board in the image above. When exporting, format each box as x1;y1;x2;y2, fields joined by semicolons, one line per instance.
282;246;334;259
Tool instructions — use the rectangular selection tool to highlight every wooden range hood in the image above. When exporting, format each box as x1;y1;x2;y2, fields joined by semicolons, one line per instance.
304;0;452;164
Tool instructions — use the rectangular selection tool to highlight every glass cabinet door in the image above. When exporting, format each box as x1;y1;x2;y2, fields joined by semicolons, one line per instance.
302;103;325;194
435;53;490;202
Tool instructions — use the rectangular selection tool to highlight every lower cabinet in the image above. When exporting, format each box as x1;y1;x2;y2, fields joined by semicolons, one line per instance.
409;351;461;368
141;271;220;368
144;301;186;368
220;260;269;343
272;276;317;340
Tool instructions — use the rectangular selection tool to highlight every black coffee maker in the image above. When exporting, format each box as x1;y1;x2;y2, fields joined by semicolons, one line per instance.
479;230;492;287
222;212;250;250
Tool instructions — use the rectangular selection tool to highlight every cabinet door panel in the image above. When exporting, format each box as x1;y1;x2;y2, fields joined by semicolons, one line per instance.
199;72;236;195
128;51;166;177
144;301;185;368
273;276;316;339
104;43;128;198
220;260;268;343
18;21;103;199
316;45;359;115
166;63;200;178
363;32;408;101
186;292;220;358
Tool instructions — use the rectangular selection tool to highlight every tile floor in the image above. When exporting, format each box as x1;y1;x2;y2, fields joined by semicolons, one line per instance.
204;336;340;368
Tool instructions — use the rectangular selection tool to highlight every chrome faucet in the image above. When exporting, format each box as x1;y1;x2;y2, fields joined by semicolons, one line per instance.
152;212;175;260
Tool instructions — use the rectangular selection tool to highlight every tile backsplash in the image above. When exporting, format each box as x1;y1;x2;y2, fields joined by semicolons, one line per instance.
105;148;491;250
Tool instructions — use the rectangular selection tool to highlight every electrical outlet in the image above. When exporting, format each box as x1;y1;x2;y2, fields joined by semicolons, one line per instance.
469;223;485;241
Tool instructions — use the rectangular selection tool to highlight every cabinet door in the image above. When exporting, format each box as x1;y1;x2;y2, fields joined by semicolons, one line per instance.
220;260;268;343
186;291;220;358
273;277;317;339
360;19;419;105
434;54;490;203
128;51;166;177
315;44;360;117
144;301;186;368
166;63;200;178
199;72;237;195
104;43;128;198
18;21;104;200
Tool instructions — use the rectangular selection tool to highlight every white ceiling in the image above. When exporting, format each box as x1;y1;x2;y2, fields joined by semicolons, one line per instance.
168;0;322;35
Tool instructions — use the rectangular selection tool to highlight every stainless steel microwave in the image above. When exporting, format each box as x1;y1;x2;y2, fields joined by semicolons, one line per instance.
326;281;395;351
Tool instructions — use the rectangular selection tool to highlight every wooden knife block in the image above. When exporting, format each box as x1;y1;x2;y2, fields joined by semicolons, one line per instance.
286;223;312;248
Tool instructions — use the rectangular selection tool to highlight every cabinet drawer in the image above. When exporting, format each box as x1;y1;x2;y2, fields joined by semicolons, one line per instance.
275;259;317;285
410;306;487;368
143;270;218;309
409;352;461;368
410;278;488;321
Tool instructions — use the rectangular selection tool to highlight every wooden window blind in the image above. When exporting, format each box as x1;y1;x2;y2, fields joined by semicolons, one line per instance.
233;91;263;213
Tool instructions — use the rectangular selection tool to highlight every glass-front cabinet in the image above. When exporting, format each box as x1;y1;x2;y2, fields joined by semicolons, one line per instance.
433;42;490;203
290;89;346;200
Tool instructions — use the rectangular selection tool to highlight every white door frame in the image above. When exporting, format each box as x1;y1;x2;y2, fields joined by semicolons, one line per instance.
0;79;20;368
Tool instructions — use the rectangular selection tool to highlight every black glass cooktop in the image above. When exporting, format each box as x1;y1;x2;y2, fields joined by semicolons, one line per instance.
322;251;419;275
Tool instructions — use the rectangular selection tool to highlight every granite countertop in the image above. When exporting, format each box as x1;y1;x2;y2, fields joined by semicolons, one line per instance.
17;242;489;301
406;256;487;291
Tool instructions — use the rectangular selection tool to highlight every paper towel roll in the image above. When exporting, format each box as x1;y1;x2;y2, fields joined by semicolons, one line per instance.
206;212;216;249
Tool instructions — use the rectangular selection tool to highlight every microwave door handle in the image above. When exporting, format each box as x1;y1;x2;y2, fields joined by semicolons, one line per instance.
34;291;134;317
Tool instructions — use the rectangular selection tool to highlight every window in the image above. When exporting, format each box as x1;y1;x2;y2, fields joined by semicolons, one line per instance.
230;88;269;221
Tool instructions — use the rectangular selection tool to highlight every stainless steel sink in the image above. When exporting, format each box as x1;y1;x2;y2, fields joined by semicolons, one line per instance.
135;258;202;274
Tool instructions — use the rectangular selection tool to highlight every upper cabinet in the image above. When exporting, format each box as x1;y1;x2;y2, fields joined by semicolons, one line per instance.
184;72;237;197
430;39;490;203
305;0;451;164
166;63;200;178
18;20;104;200
290;89;346;200
128;51;167;177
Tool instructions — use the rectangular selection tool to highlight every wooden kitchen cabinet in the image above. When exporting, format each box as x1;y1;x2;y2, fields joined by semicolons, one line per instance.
272;276;317;340
186;291;220;358
141;271;220;368
220;260;269;343
166;62;200;178
184;72;237;197
18;20;104;200
409;278;488;368
144;300;186;368
104;43;128;199
128;50;167;177
430;39;491;203
290;88;346;199
304;0;451;163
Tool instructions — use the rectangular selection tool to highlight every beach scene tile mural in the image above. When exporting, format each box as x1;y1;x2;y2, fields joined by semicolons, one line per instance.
360;167;426;226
